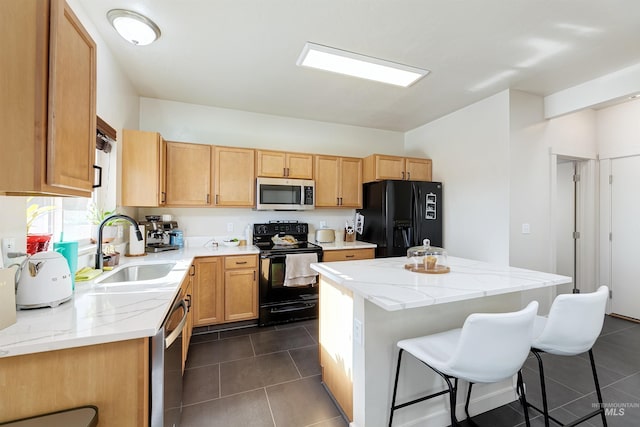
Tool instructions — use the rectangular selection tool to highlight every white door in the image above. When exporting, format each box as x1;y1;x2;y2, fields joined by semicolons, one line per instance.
556;161;575;281
611;156;640;319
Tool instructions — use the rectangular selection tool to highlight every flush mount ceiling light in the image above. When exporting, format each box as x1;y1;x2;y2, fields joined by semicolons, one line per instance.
297;42;429;87
107;9;161;46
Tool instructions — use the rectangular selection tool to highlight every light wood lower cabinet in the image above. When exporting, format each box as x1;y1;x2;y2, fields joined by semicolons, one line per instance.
0;339;149;426
224;255;259;321
181;266;195;373
193;257;224;326
193;255;258;327
322;248;375;262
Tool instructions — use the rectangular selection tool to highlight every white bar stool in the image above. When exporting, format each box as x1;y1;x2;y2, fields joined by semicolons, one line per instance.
517;286;609;427
388;301;539;427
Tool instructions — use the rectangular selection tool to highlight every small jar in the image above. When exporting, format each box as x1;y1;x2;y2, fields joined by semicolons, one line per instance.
406;239;449;272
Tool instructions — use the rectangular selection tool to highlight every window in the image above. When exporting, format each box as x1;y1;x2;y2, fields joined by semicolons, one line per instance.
27;196;93;245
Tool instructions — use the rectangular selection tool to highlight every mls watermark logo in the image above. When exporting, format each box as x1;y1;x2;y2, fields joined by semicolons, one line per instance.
593;402;639;416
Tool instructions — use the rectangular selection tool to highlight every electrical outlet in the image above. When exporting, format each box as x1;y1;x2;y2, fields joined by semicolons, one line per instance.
522;223;531;234
2;237;16;254
353;319;363;346
227;223;234;232
319;221;327;228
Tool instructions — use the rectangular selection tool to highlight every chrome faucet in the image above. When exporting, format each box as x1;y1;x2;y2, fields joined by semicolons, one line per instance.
95;214;143;270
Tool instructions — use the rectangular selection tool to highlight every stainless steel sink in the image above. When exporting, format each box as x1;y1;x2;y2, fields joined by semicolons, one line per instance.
94;262;177;284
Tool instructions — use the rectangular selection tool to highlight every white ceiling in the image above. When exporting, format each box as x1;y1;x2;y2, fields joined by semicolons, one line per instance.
80;1;640;132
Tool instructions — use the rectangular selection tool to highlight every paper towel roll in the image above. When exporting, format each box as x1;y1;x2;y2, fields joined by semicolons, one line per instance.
128;224;146;256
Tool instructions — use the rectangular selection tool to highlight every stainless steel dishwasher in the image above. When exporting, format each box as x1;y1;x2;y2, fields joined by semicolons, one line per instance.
151;294;188;427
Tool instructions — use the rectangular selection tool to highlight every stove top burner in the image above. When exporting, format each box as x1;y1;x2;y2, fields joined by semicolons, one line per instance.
253;221;322;255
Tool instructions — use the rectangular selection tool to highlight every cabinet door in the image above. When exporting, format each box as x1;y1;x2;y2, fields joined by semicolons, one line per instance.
405;158;432;181
181;267;194;373
47;0;96;194
315;155;341;207
374;155;405;180
214;146;255;207
122;130;166;206
339;157;362;208
286;153;314;179
193;257;223;326
257;150;287;177
224;269;258;322
165;142;211;206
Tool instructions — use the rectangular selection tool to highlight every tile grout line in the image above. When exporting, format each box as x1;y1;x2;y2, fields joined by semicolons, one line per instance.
263;387;278;427
287;349;303;379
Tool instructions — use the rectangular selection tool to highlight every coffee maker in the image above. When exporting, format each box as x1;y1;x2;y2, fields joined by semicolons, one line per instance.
139;216;180;252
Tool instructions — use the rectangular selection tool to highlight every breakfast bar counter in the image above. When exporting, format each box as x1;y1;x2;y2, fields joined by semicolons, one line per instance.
310;256;571;427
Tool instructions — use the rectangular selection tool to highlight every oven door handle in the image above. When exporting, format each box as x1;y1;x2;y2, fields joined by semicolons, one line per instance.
270;303;316;314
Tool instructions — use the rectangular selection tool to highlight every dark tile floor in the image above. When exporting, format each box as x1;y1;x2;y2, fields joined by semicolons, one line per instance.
181;319;347;427
180;316;640;427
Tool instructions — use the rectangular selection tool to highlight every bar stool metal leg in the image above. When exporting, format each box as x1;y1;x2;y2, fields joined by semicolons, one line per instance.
519;349;608;427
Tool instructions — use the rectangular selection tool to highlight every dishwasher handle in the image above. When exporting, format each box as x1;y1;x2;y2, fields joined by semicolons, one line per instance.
165;298;188;349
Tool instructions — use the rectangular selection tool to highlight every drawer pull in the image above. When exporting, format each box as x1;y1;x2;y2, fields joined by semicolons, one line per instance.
345;255;355;258
235;261;248;265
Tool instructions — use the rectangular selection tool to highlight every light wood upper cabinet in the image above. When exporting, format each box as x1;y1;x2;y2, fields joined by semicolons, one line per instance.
257;150;314;179
1;0;96;197
122;130;166;207
165;142;212;206
363;154;432;183
405;157;432;181
315;155;362;208
193;257;224;326
213;146;255;207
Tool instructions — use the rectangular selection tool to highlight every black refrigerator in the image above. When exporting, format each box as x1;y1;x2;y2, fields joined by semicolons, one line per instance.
356;180;443;258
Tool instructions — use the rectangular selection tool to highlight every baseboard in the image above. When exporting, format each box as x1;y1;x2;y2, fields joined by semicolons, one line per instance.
610;313;640;324
393;385;517;427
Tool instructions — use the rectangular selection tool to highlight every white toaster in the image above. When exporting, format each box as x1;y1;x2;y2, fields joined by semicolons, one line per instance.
16;251;73;309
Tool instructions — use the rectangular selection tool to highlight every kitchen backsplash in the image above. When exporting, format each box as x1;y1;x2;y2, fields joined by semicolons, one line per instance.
137;207;357;240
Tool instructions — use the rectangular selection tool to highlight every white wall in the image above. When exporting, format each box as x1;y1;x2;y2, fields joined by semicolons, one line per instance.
405;91;511;264
139;98;403;156
596;98;640;159
138;98;405;236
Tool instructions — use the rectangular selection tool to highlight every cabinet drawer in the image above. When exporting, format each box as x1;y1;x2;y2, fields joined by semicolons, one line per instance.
224;255;257;269
322;248;375;262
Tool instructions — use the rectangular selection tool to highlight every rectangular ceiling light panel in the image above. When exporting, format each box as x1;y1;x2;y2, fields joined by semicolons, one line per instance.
297;42;429;87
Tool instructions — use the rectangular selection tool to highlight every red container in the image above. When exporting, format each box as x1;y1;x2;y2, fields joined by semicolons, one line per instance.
26;234;52;255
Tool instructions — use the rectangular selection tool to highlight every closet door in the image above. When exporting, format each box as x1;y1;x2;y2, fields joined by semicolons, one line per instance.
611;156;640;319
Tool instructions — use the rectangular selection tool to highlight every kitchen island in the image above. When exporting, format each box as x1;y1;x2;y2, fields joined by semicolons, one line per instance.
311;256;571;427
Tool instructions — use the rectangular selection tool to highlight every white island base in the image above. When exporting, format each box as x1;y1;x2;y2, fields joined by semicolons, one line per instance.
313;256;571;427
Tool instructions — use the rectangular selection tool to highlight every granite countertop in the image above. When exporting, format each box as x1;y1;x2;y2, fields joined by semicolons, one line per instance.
0;244;259;359
311;256;572;311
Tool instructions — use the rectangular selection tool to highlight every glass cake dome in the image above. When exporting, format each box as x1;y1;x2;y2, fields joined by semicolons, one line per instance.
406;239;450;274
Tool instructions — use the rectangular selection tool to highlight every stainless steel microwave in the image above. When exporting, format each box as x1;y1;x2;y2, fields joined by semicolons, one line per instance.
256;177;315;210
